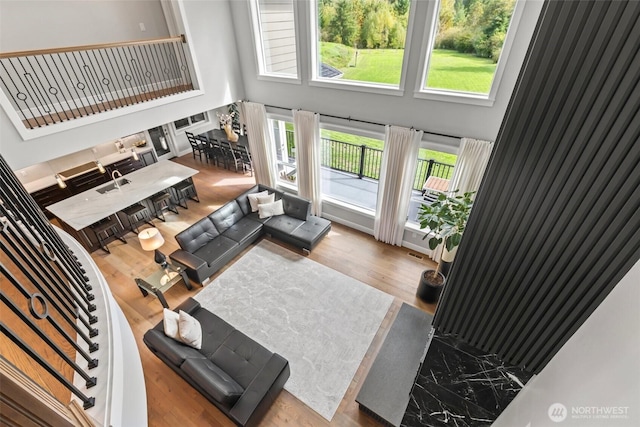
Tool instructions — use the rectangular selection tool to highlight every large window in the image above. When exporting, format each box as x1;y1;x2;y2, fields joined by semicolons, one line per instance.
319;128;384;210
269;118;297;186
314;0;412;87
251;0;299;79
423;0;518;95
407;147;457;224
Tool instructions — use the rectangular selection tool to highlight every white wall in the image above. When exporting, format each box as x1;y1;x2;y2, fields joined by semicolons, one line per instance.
0;0;169;51
493;260;640;427
228;0;544;143
0;0;245;170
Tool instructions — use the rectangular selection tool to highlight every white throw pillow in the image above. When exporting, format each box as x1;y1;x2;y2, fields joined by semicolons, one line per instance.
163;308;180;340
256;193;275;206
178;310;202;349
258;199;285;219
248;190;269;212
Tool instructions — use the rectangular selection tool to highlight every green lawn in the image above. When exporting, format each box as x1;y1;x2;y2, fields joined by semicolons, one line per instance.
340;49;404;84
425;50;496;93
320;42;496;94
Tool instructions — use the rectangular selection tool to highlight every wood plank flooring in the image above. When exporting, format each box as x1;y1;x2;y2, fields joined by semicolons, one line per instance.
90;154;438;427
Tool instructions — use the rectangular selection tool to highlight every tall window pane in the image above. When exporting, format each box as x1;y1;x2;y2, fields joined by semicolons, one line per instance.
253;0;298;78
407;148;457;224
315;0;411;86
320;128;384;210
270;119;297;186
424;0;517;94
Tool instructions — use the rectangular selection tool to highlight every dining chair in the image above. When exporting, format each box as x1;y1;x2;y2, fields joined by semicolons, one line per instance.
220;141;243;172
233;145;253;176
186;131;206;161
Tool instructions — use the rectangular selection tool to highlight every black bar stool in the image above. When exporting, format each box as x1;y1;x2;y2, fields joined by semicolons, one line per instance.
171;179;200;209
149;191;178;222
121;203;154;233
90;216;126;253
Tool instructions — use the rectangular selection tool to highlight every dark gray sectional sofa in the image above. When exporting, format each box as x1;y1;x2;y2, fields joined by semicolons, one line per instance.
169;184;331;284
143;298;290;427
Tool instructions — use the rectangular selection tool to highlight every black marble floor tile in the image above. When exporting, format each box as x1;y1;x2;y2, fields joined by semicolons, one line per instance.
401;381;496;427
418;337;495;411
472;356;533;413
415;331;534;416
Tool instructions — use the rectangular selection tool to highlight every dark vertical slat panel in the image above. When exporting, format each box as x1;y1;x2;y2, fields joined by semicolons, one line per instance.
432;0;640;374
435;0;565;336
467;1;606;347
507;65;640;362
498;32;640;359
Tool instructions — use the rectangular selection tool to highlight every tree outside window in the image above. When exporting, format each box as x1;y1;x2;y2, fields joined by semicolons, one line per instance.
424;0;517;94
316;0;411;86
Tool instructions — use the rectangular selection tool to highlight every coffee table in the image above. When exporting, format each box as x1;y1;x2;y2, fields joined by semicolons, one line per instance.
135;263;191;308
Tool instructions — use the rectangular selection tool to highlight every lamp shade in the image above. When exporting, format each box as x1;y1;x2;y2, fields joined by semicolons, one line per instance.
138;228;164;251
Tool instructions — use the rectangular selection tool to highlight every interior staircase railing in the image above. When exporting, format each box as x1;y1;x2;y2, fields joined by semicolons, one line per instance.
0;35;194;129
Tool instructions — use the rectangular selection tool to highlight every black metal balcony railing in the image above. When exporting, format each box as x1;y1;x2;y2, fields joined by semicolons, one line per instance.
0;35;193;129
284;130;454;191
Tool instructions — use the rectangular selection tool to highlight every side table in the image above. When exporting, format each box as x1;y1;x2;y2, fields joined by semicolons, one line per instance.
134;263;191;308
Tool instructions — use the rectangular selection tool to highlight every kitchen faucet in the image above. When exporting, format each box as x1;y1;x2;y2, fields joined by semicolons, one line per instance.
111;170;123;189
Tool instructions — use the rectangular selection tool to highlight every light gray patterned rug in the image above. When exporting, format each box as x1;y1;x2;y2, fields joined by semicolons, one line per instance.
194;239;394;421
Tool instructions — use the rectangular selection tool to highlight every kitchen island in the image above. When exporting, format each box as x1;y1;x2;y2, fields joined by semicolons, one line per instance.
47;161;198;251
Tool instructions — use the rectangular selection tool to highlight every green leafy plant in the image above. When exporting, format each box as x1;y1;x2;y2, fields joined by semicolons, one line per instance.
418;190;475;276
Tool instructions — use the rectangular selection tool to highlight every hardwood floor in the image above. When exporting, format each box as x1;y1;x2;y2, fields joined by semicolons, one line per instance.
91;154;438;426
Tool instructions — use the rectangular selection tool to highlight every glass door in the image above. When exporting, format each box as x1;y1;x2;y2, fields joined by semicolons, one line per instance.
147;125;175;161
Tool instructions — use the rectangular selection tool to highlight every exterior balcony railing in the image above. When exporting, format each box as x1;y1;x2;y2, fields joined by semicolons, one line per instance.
284;130;454;191
0;35;194;130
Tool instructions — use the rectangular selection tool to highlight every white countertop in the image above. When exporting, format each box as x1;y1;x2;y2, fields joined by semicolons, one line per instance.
46;161;198;230
22;146;154;194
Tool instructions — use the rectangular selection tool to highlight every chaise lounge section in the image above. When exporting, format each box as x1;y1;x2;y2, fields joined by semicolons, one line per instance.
143;298;290;427
169;184;331;284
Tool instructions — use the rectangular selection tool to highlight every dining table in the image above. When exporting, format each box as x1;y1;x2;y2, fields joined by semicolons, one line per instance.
200;128;249;149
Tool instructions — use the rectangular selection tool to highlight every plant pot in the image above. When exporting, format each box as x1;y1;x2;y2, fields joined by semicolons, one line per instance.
440;246;457;278
416;269;445;303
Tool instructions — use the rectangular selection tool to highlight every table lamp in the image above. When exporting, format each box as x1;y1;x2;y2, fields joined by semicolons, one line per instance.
138;228;167;268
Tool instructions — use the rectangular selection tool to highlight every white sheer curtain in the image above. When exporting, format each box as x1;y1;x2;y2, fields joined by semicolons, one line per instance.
448;137;494;194
374;126;422;245
292;110;322;216
241;101;277;187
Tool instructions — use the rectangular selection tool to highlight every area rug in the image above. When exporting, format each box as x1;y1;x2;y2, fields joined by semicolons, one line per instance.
194;239;394;421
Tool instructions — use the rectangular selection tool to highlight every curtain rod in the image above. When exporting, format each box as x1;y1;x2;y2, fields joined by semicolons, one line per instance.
259;103;462;140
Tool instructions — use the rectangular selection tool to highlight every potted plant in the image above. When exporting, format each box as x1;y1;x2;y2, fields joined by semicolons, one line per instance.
416;190;475;303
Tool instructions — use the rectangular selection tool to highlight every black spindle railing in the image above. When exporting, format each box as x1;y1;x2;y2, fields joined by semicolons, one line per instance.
0;35;194;129
0;154;101;410
284;130;454;190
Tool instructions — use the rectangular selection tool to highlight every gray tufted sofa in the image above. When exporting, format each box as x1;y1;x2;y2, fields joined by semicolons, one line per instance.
143;298;290;427
169;185;331;284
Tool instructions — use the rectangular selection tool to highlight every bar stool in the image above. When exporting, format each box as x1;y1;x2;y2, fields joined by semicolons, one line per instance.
149;191;178;222
171;179;200;209
90;216;126;253
121;203;154;234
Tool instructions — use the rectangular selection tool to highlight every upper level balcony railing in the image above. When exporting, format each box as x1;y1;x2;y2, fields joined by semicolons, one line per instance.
284;130;454;191
0;35;194;130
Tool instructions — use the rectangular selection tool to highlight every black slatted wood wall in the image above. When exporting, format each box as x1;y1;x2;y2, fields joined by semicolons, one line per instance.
433;0;640;374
